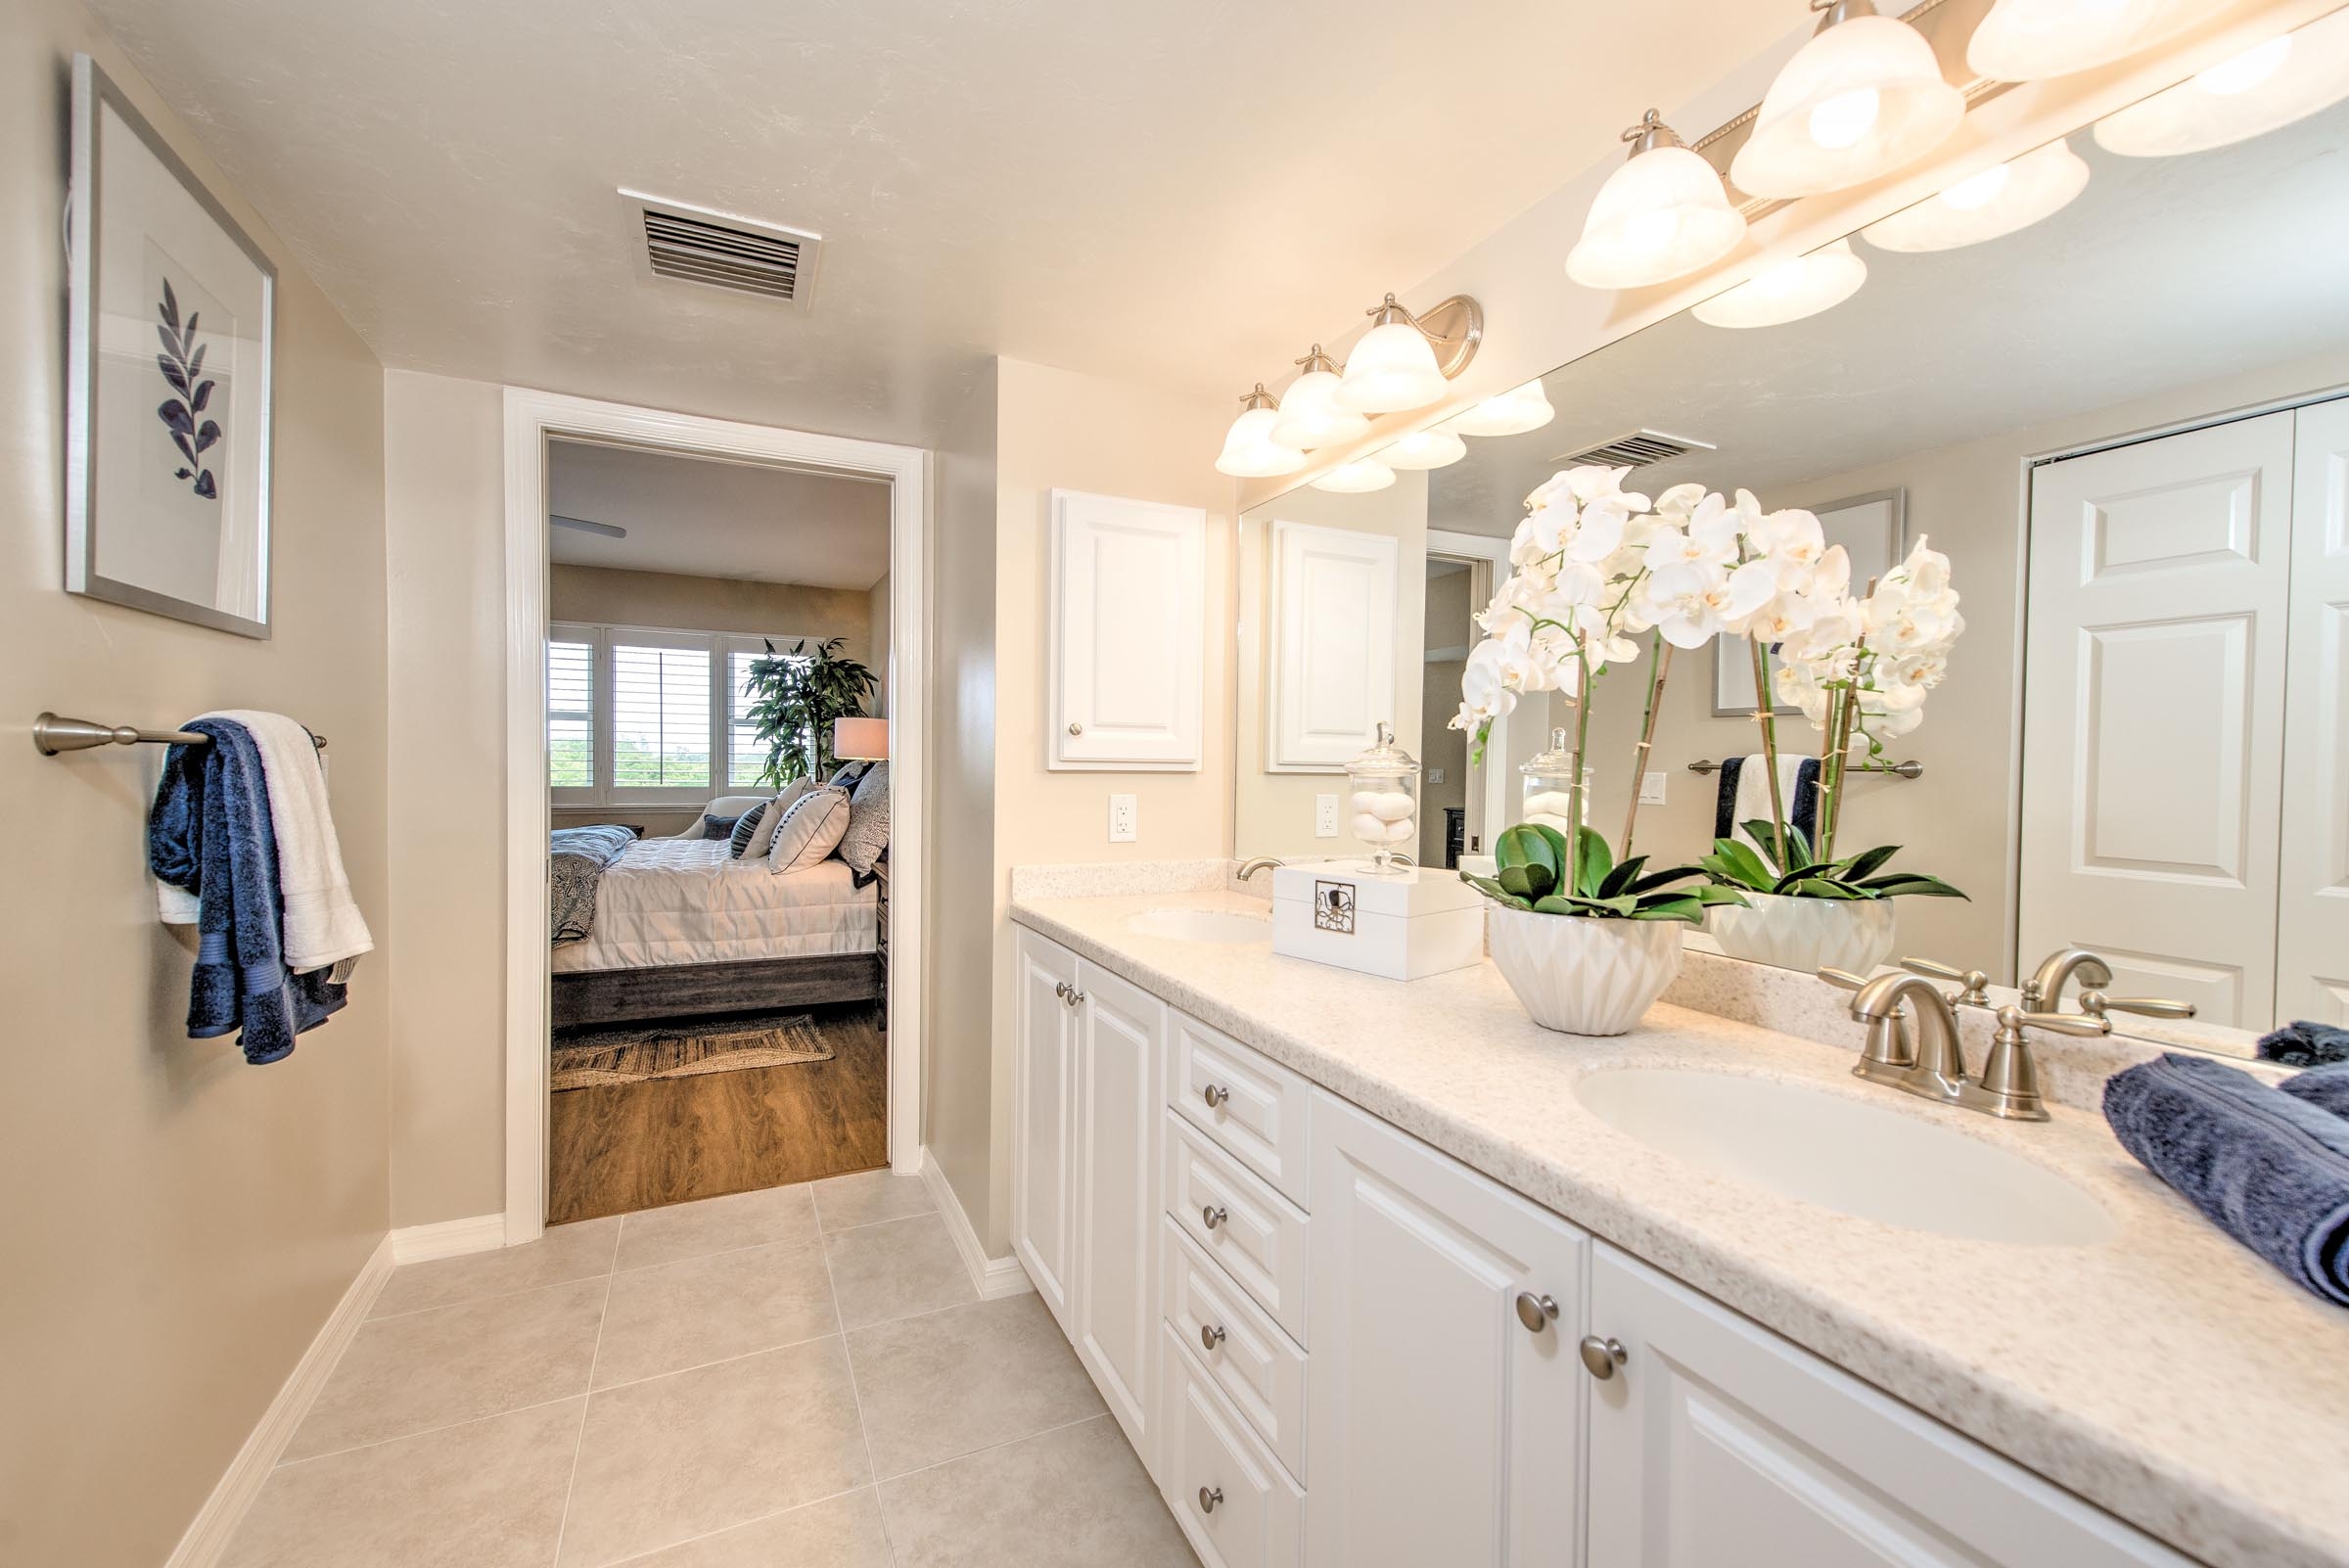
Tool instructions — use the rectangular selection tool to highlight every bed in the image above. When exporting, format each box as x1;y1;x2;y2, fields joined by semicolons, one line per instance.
550;835;883;1028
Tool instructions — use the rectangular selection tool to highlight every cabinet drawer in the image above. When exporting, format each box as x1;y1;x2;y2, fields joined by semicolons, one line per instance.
1168;1010;1311;1206
1161;1322;1305;1568
1167;1115;1311;1345
1162;1217;1308;1480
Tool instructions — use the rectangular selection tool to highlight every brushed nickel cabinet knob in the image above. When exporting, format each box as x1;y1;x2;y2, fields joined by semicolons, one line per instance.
1201;1204;1227;1230
1068;721;1084;736
1201;1322;1226;1351
1198;1485;1223;1514
1579;1334;1629;1379
1202;1084;1230;1109
1514;1291;1559;1333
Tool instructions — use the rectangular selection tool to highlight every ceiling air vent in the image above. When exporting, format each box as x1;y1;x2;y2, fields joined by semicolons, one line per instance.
622;189;823;307
1555;429;1716;469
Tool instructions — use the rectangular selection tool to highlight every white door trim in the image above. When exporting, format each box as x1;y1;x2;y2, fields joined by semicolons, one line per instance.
501;386;929;1244
1427;528;1512;851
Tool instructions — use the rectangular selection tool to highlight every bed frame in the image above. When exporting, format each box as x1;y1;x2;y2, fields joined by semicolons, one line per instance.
552;952;883;1030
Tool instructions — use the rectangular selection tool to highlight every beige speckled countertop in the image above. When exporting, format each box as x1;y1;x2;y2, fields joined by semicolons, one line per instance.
1010;887;2349;1568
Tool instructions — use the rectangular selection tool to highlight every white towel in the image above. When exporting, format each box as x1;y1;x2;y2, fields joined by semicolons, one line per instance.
156;710;374;972
1731;753;1809;862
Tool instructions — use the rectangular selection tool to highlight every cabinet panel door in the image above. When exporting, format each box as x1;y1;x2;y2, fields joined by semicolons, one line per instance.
1011;930;1080;1331
1074;959;1166;1456
1268;518;1400;771
1587;1245;2193;1568
1168;1009;1313;1206
1305;1090;1586;1568
2279;396;2349;1025
1050;488;1207;770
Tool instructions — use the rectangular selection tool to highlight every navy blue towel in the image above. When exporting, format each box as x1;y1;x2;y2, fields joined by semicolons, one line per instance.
1711;756;1822;854
2260;1019;2349;1067
2103;1053;2349;1307
2283;1063;2349;1125
149;718;345;1064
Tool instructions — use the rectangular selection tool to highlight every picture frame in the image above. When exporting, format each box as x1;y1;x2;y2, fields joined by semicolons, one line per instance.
66;53;276;639
1712;487;1906;716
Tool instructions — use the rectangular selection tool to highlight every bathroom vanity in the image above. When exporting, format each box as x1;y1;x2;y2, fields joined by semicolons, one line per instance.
1007;885;2348;1568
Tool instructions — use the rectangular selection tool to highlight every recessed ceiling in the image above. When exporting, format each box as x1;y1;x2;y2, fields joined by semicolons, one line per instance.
80;0;1801;448
547;439;889;589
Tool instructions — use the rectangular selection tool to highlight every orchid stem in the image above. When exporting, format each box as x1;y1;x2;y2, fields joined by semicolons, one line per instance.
1749;637;1788;865
1568;651;1592;851
1622;634;1671;858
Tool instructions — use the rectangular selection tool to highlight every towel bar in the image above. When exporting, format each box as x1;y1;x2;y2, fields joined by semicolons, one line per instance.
32;712;327;757
1687;757;1920;779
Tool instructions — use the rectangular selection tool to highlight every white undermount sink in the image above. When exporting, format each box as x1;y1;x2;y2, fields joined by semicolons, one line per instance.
1125;907;1270;945
1575;1069;2116;1248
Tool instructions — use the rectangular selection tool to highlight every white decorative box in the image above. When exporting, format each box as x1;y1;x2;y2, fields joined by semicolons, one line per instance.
1270;860;1486;981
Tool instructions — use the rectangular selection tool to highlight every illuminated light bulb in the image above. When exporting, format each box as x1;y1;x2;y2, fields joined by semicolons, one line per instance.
1337;316;1450;413
1808;86;1883;150
2196;32;2292;94
1939;161;2011;209
1268;348;1369;450
2095;8;2349;158
1967;0;2231;82
1215;387;1307;478
1379;428;1468;471
1692;239;1867;329
1565;111;1747;290
1731;2;1964;199
1443;380;1556;438
1310;458;1397;494
1861;137;2091;253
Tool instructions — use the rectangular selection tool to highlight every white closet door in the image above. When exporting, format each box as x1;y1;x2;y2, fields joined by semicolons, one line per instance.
2278;396;2349;1026
1268;519;1398;771
1049;489;1206;770
2018;412;2294;1028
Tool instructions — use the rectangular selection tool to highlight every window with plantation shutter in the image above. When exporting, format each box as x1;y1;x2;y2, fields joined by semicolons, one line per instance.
611;639;712;795
547;635;595;790
546;623;810;807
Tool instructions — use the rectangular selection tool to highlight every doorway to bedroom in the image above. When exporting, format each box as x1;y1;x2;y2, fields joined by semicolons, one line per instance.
534;430;904;1224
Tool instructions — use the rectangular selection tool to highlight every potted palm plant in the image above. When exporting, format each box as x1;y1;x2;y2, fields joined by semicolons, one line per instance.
740;637;877;785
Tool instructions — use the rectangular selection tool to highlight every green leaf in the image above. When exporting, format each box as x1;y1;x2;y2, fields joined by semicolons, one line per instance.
1860;873;1969;900
1632;895;1707;925
1623;864;1701;896
1596;854;1650;899
1837;844;1901;882
1785;823;1814;870
1784;876;1863;900
1693;884;1750;906
1738;818;1786;873
1463;874;1531;909
1707;838;1775;892
1769;860;1839;895
1497;863;1552;900
1530;896;1588;916
1573;826;1614;899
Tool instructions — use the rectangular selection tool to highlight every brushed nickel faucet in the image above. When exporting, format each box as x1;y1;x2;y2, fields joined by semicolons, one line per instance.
1819;963;2111;1123
1237;856;1285;882
2020;946;2196;1024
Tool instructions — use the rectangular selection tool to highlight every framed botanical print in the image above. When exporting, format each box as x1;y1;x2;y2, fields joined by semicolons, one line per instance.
1712;487;1906;716
66;54;276;638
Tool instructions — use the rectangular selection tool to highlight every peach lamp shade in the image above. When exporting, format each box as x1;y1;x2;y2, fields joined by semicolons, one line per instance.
833;716;889;761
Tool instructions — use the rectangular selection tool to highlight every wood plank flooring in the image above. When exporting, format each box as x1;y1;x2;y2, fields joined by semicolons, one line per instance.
547;1001;888;1224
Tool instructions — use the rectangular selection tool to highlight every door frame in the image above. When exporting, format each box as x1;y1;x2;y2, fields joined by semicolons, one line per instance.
1427;528;1513;853
500;386;929;1243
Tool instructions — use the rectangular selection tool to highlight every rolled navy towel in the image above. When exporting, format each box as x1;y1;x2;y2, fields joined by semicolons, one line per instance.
2259;1019;2349;1068
2282;1062;2349;1125
2103;1052;2349;1308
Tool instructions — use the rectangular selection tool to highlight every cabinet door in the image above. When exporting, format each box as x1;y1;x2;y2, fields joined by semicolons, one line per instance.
1587;1245;2194;1568
1049;488;1207;770
1011;929;1080;1331
1305;1090;1586;1568
1074;959;1166;1458
2278;395;2349;1026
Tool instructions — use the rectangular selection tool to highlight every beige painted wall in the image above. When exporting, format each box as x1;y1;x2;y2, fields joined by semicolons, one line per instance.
548;563;873;661
869;570;893;717
0;11;392;1565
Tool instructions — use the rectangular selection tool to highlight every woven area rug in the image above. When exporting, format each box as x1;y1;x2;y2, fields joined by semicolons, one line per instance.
551;1012;834;1091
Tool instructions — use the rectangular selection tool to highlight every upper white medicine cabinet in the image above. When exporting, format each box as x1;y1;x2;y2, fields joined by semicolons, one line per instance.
1047;488;1208;771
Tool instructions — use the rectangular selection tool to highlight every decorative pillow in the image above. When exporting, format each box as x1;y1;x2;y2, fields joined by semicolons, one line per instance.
829;761;871;791
767;785;852;874
737;779;812;860
837;761;891;877
723;802;767;856
704;812;743;841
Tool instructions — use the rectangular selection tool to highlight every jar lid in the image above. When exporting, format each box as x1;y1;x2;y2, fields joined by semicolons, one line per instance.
1345;720;1418;775
1522;726;1575;774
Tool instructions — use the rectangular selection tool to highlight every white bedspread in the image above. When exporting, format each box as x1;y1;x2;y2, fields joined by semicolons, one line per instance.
552;838;877;973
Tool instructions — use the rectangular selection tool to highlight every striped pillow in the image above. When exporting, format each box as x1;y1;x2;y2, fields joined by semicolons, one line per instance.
767;786;852;874
724;802;768;857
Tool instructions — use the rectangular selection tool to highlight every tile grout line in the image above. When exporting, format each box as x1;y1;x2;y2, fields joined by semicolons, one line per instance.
545;1268;614;1568
822;1212;900;1566
586;1481;877;1568
275;1391;595;1470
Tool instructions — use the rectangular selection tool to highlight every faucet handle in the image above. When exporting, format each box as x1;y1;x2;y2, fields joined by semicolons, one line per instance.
1817;967;1868;992
2004;1007;2112;1039
2079;991;2196;1022
1900;956;1992;1007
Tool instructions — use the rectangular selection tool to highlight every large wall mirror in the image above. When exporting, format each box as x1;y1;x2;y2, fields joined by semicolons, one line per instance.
1232;34;2349;1054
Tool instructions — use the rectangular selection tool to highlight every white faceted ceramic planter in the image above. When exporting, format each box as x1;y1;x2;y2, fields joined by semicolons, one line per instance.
1705;891;1896;975
1486;906;1682;1037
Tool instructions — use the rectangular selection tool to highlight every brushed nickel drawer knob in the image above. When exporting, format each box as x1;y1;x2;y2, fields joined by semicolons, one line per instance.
1202;1204;1227;1230
1202;1084;1230;1109
1065;989;1083;1008
1514;1291;1559;1333
1068;721;1084;736
1198;1485;1223;1514
1201;1322;1226;1351
1053;980;1069;999
1579;1334;1629;1379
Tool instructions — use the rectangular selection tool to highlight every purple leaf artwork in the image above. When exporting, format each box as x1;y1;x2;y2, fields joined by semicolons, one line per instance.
154;277;221;499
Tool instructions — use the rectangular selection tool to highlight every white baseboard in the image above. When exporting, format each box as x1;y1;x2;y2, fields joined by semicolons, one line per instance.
920;1150;1034;1301
390;1213;507;1264
163;1233;396;1568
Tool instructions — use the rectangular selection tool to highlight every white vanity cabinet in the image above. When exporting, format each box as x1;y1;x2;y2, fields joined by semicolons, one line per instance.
1011;929;1080;1330
1047;488;1207;770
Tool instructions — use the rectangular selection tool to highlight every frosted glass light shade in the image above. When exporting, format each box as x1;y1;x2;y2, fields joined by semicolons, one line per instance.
1693;239;1868;329
2095;10;2349;158
1380;428;1468;470
1967;0;2228;82
1338;321;1450;413
1311;458;1398;493
1861;137;2092;252
1567;144;1748;289
1216;405;1308;477
1270;368;1370;450
1444;380;1556;438
1730;11;1966;198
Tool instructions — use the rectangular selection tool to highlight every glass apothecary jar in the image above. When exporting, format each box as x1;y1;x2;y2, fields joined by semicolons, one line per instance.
1521;727;1589;837
1344;721;1420;875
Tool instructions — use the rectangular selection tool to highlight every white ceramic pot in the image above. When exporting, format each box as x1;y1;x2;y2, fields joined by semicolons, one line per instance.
1485;905;1682;1037
1705;892;1896;975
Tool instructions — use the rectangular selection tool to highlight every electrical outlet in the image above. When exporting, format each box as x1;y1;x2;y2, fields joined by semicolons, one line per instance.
1314;793;1339;838
1639;770;1668;805
1427;766;1447;785
1108;793;1137;843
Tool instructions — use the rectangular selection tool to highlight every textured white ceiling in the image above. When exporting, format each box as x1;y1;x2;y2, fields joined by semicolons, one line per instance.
82;0;1799;447
547;438;889;588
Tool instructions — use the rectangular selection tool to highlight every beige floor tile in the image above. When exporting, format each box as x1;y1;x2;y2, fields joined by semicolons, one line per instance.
811;1167;936;1231
286;1277;606;1460
881;1414;1196;1568
222;1399;582;1568
558;1337;870;1568
592;1237;838;1389
614;1489;894;1568
615;1183;819;1272
370;1217;619;1318
823;1213;976;1329
850;1295;1103;1478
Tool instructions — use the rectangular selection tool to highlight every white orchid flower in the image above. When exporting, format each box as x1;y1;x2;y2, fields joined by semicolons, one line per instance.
1653;482;1708;520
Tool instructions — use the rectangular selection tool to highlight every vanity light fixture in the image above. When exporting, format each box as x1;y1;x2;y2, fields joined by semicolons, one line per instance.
1730;0;1966;199
1692;238;1868;328
1379;427;1469;470
1269;346;1371;450
1336;294;1486;414
1966;0;2230;82
1566;110;1748;290
1860;135;2091;252
1444;378;1557;438
2094;8;2349;158
1215;384;1309;478
1310;457;1399;493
